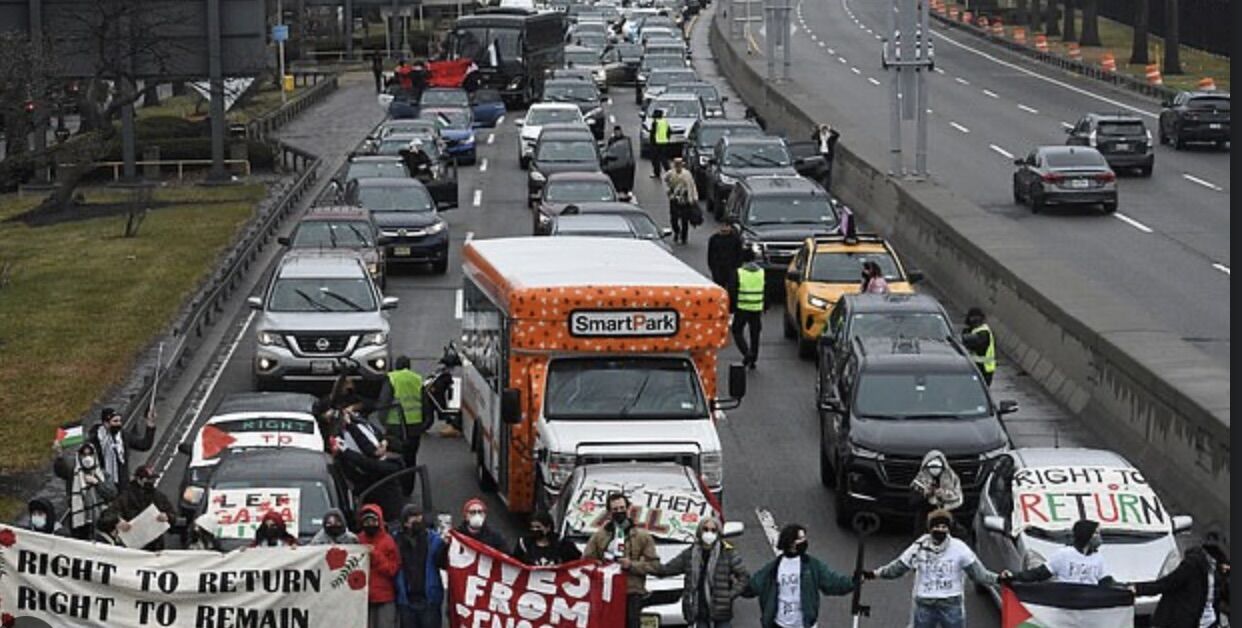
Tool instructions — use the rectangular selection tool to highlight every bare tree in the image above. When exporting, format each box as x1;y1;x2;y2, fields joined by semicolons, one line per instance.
1163;0;1182;74
123;185;152;237
1062;0;1077;41
1080;0;1102;46
1045;0;1061;36
1029;0;1043;33
1130;0;1150;64
1016;0;1029;25
0;33;55;186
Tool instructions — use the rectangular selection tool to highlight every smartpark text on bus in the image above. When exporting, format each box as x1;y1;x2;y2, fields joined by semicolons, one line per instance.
458;236;746;513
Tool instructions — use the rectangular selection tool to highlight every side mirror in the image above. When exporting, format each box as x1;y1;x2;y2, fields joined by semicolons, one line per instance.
515;119;525;127
998;399;1019;415
982;515;1008;534
501;388;522;424
1063;127;1073;134
177;442;193;456
661;227;674;238
1172;515;1194;533
907;269;924;284
381;296;400;310
1013;158;1026;166
277;236;291;246
818;398;841;412
722;521;745;538
247;296;263;309
599;95;608;102
727;363;746;400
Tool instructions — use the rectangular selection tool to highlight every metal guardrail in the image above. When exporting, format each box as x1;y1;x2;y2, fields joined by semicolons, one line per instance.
246;73;341;142
931;13;1179;101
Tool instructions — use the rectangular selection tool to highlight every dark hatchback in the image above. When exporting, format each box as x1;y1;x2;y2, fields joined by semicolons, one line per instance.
345;177;452;274
527;128;603;205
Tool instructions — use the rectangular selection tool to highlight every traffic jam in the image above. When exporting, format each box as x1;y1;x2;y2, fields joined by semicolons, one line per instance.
2;0;1228;627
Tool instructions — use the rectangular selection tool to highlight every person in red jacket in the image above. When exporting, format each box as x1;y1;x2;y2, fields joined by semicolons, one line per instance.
358;504;401;628
249;510;298;547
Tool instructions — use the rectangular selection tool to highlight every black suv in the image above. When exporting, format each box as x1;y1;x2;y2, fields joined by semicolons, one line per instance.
1159;90;1230;150
704;136;798;219
1065;113;1154;176
683;119;764;191
818;336;1017;527
724;175;842;277
541;78;608;139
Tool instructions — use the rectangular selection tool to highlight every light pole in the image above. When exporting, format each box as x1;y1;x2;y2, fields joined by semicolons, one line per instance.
278;0;288;104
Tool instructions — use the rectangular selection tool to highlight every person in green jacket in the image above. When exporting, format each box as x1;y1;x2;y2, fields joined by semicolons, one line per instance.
744;523;855;627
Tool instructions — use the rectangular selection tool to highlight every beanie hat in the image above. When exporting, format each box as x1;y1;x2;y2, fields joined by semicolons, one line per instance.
926;509;953;530
1072;519;1100;549
463;498;487;516
100;407;118;422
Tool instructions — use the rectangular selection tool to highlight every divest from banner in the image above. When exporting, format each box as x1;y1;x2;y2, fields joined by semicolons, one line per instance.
447;531;627;628
0;527;369;627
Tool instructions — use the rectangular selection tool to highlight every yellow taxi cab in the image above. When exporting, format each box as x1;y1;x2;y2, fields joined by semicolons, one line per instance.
782;232;922;356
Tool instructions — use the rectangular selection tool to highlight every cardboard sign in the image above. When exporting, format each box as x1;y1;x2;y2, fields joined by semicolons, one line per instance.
1011;466;1168;534
204;488;300;540
563;481;716;543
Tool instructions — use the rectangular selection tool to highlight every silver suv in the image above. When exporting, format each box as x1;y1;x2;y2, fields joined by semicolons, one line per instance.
249;250;398;390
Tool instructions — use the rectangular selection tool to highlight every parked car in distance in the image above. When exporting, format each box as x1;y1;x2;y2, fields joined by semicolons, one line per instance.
279;205;385;288
469;88;507;128
1158;90;1230;150
1065;113;1154;176
683;119;764;191
703;135;798;218
1012;146;1117;214
528;127;603;204
534;171;618;234
517;103;587;169
419;107;478;165
419;87;471;109
344;177;451;274
639;93;705;156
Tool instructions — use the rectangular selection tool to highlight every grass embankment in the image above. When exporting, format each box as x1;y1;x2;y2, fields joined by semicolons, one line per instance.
0;184;265;474
138;81;308;125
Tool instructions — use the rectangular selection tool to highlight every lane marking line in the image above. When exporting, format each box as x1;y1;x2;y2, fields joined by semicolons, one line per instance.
868;77;881;85
838;56;848;63
950;121;971;133
989;144;1014;158
465;231;474;243
1212;263;1230;275
455;289;464;320
472;190;482;207
1183;173;1223;191
610;114;616;124
1017;104;1040;114
487;134;495;145
851;67;861;74
982;89;999;98
955;77;970;85
827;47;835;54
497;115;505;126
479;158;488;172
1114;212;1153;233
934;67;946;74
819;41;826;47
1060;121;1074;129
755;508;781;555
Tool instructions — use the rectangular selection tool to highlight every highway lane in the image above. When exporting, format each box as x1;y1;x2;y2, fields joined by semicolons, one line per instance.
753;0;1231;366
145;34;1091;625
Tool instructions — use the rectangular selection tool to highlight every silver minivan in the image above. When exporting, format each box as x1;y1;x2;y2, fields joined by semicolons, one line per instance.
250;250;398;390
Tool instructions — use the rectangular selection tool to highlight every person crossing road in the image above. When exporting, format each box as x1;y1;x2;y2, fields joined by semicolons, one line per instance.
732;248;766;369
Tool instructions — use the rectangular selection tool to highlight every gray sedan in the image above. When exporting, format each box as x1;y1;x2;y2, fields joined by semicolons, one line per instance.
1011;146;1117;214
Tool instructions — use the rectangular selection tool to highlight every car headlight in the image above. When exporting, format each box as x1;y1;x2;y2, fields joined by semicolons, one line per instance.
181;485;205;505
425;220;447;235
546;452;576;488
585;107;603;120
807;295;830;309
367;262;379;276
507;76;524;90
718;173;738;186
848;441;881;460
360;331;388;347
700;451;723;488
1157;549;1181;578
462;133;476;145
257;331;286;347
698;155;710;166
1023;549;1047;570
530;170;547;182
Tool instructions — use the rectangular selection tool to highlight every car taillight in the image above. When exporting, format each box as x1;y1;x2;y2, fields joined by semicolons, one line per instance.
1041;172;1064;183
1094;171;1116;182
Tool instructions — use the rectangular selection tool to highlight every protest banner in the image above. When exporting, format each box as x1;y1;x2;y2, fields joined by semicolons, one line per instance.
1002;582;1134;627
563;480;717;543
446;531;626;628
0;526;369;627
1010;466;1168;533
117;505;170;550
203;488;300;540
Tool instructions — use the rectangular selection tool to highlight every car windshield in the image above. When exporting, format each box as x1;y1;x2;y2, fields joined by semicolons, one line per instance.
724;143;791;167
1044;150;1107;168
698;125;761;148
347;161;405;180
810;251;900;282
649;71;697;86
291;221;375;248
376;138;414;155
453;27;521;62
546;181;616;202
576;33;607;48
422;110;470;129
382;122;435;136
529;108;582;125
746;197;839;228
356;185;434;212
1097;121;1146;136
537;140;598;162
617;45;643;60
670;84;720;103
566;50;601;65
420;90;469;107
848;312;951;342
545;84;599;102
643;56;684;70
625;214;663;239
1187;96;1230;111
269;278;376;312
545;357;707;419
652;100;701;117
211;480;334;539
853;373;991;419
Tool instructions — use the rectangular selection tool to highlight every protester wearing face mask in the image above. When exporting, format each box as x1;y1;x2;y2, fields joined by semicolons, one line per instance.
249;510;299;548
513;511;582;567
584;492;660;628
87;407;157;491
311;508;359;545
451;498;506;551
863;509;999;628
655;516;750;627
188;512;223;551
394;504;446;628
357;504;402;628
999;519;1117;586
25;497;66;536
115;465;175;551
59;442;117;540
94;509;125;546
909;450;963;534
744;523;854;628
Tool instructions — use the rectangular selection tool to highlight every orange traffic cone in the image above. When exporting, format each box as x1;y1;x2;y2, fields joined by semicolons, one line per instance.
991;22;1005;37
1197;77;1217;91
948;6;959;20
1145;64;1162;86
1100;52;1117;72
978;16;989;28
1066;42;1082;60
962;10;972;23
1012;27;1026;44
1034;34;1048;52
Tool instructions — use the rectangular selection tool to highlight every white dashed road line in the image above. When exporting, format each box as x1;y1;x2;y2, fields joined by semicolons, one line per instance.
989;144;1014;159
479;158;488;172
868;77;881;86
609;114;616;124
982;89;999;98
949;122;971;133
472;190;482;207
934;67;946;74
487;134;495;145
851;67;861;74
1183;173;1223;191
455;289;464;319
1017;104;1040;114
755;508;781;555
955;77;970;85
838;56;848;63
827;48;835;54
1212;263;1231;275
1061;121;1075;129
1114;212;1154;233
496;115;505;126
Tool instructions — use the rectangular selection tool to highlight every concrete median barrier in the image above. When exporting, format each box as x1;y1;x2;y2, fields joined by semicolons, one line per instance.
709;13;1230;539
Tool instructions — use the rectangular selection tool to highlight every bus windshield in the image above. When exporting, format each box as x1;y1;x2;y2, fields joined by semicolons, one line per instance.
454;26;522;63
545;357;707;420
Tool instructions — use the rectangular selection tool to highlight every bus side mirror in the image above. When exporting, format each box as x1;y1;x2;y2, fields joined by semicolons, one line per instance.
501;388;522;424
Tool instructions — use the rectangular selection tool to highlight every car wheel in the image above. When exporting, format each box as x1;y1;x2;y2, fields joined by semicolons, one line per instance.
1012;180;1023;205
833;466;852;528
1173;128;1186;150
819;424;836;488
783;311;797;339
1102;199;1118;214
1139;165;1153;177
798;336;816;359
1030;187;1044;214
474;427;497;492
519;155;530;170
432;256;449;275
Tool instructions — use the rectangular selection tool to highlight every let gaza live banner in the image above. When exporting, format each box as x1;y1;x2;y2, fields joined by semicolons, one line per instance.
0;526;369;627
447;531;627;628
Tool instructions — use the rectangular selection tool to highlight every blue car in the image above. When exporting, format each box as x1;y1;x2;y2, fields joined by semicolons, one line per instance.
420;107;477;165
470;88;507;128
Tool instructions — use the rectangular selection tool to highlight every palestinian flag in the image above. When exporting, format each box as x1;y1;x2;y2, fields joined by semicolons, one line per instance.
1002;582;1134;628
54;424;84;448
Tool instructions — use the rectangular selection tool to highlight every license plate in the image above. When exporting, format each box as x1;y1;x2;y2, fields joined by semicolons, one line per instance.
394;246;412;257
1113;143;1130;151
1210;123;1222;129
640;614;660;628
1069;178;1089;188
310;361;335;374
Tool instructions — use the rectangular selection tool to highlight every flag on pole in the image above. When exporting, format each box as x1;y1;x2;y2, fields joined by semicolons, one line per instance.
54;424;84;448
1002;582;1134;628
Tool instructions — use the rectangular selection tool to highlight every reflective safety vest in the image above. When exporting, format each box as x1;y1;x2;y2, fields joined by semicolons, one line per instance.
736;266;764;312
970;323;996;374
654;118;671;145
385;369;424;426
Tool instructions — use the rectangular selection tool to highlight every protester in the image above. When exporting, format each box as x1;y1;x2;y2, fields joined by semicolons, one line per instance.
394;504;446;628
89;406;156;491
512;511;582;567
372;52;385;94
584;492;660;628
93;509;125;546
394;59;415;93
1000;519;1117;586
358;504;402;628
452;498;506;551
311;508;360;545
744;523;854;628
249;510;299;548
114;465;175;551
860;260;889;294
864;509;999;628
1128;530;1230;628
909;450;963;533
960;307;996;386
655;516;750;627
664;157;699;245
61;441;117;540
648;109;671;178
336;435;406;524
25;497;65;535
187;512;223;552
811;124;840;190
707;221;745;293
603;125;636;200
731;248;766;369
376;355;432;494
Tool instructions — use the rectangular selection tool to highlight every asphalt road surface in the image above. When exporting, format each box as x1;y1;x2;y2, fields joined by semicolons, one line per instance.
142;27;1095;626
747;0;1231;367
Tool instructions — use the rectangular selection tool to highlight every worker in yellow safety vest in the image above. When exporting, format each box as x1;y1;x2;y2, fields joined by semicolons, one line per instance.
648;109;671;179
376;356;427;491
731;247;766;369
960;307;996;386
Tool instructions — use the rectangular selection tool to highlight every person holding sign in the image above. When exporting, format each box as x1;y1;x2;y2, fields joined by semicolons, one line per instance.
452;498;506;551
999;519;1117;586
115;465;175;551
584;492;661;628
745;523;855;628
512;511;582;567
655;516;751;627
88;406;157;491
